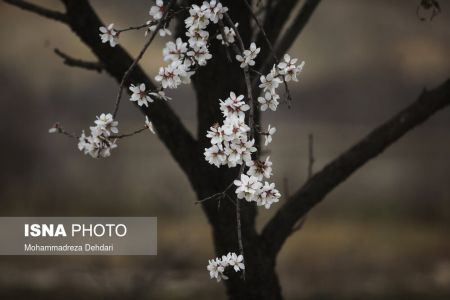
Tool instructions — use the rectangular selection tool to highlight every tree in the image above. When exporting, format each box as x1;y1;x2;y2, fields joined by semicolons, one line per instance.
3;0;449;299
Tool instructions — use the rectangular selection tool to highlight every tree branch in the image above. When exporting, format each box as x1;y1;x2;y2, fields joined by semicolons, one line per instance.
57;0;199;180
275;0;321;58
3;0;201;182
260;0;298;44
3;0;68;23
262;78;450;256
258;0;321;76
54;48;103;72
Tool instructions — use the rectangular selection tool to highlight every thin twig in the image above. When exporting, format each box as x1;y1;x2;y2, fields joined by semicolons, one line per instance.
217;19;232;62
235;187;245;279
3;0;68;23
116;23;149;34
249;67;263;76
111;126;148;139
49;123;79;139
195;182;235;204
223;13;255;140
54;48;103;73
112;0;176;118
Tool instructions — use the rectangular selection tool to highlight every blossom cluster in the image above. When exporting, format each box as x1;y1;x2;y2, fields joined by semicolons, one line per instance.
129;83;170;107
203;92;280;209
258;54;305;112
94;1;233;160
154;1;228;90
204;92;255;167
77;113;118;158
207;252;245;282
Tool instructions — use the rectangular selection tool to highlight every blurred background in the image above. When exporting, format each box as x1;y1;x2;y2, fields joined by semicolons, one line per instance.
0;0;449;299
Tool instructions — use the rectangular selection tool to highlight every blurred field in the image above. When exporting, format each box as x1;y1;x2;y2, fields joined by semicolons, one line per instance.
0;218;449;299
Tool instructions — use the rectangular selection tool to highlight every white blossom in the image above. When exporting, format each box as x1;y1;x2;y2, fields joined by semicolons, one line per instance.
258;92;280;112
219;92;249;120
206;123;225;146
204;145;226;167
257;181;281;209
129;83;154;107
88;137;117;159
187;44;212;66
149;0;165;21
227;252;245;272
155;61;193;89
222;115;250;142
163;38;188;62
216;24;237;45
186;29;209;48
259;70;282;93
78;130;91;153
247;156;273;180
206;251;245;282
202;0;228;23
234;174;262;202
207;258;226;282
93;113;118;137
185;5;209;31
99;23;118;47
239;137;257;164
277;54;304;82
236;42;260;68
264;124;276;146
147;23;172;37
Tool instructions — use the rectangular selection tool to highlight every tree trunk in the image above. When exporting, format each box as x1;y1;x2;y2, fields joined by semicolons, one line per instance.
188;3;283;295
217;230;283;300
195;176;283;300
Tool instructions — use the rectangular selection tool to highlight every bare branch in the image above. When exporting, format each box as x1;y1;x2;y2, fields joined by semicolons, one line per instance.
260;0;298;44
307;133;315;179
291;133;315;232
275;0;321;57
3;0;68;23
262;78;450;256
54;48;103;72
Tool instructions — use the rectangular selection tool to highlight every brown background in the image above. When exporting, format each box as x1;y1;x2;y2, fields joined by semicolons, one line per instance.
0;0;449;299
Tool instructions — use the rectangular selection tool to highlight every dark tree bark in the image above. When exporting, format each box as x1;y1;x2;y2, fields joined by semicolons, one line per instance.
3;0;450;299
